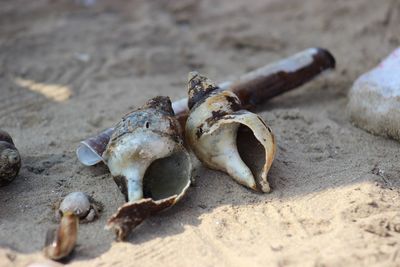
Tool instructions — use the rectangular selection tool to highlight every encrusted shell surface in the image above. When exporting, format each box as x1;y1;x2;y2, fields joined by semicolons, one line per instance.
0;130;21;187
185;72;276;192
103;96;192;241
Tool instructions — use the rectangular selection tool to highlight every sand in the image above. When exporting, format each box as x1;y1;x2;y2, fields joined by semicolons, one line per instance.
1;0;400;266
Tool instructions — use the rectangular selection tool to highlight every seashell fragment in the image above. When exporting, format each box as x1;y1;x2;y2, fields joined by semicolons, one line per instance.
185;72;276;192
43;212;79;261
348;47;400;141
103;96;192;241
0;130;21;187
76;48;335;166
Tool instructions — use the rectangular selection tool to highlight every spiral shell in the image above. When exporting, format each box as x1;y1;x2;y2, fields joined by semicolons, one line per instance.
185;72;276;192
103;96;192;240
0;130;21;187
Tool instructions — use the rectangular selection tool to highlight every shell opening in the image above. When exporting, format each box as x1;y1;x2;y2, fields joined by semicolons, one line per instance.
143;150;191;201
106;149;192;241
236;125;267;191
76;143;103;166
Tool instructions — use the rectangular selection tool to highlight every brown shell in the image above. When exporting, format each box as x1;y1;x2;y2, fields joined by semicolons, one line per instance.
0;130;21;187
107;197;176;241
44;212;79;260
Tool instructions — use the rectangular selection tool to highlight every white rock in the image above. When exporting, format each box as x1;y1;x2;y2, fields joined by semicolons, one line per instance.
348;48;400;140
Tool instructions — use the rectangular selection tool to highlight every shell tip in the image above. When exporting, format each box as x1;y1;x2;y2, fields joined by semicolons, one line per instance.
188;71;199;82
187;72;218;109
143;96;174;116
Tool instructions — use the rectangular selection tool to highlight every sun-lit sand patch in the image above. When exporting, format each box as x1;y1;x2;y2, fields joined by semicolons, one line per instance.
14;78;72;102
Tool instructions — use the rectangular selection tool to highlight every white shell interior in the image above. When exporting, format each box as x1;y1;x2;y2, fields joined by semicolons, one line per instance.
76;142;104;166
187;107;275;192
106;130;176;202
199;122;257;189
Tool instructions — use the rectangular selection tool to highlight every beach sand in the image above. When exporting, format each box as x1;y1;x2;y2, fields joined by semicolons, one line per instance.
1;0;400;266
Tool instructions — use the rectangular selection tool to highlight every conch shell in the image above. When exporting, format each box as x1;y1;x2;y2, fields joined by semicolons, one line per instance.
185;72;276;192
76;48;335;167
103;96;192;241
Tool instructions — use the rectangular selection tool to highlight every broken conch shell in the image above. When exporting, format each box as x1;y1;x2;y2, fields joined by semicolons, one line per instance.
103;96;192;241
185;72;276;192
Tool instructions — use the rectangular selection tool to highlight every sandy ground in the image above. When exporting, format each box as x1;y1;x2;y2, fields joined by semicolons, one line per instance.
1;0;400;266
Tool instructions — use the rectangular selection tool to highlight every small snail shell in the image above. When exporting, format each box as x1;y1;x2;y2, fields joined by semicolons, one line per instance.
103;96;192;241
185;72;276;192
0;130;21;187
56;192;99;222
43;212;79;261
59;192;90;218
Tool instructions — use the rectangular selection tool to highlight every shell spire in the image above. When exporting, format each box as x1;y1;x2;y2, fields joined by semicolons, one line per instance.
142;96;175;116
187;71;219;109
